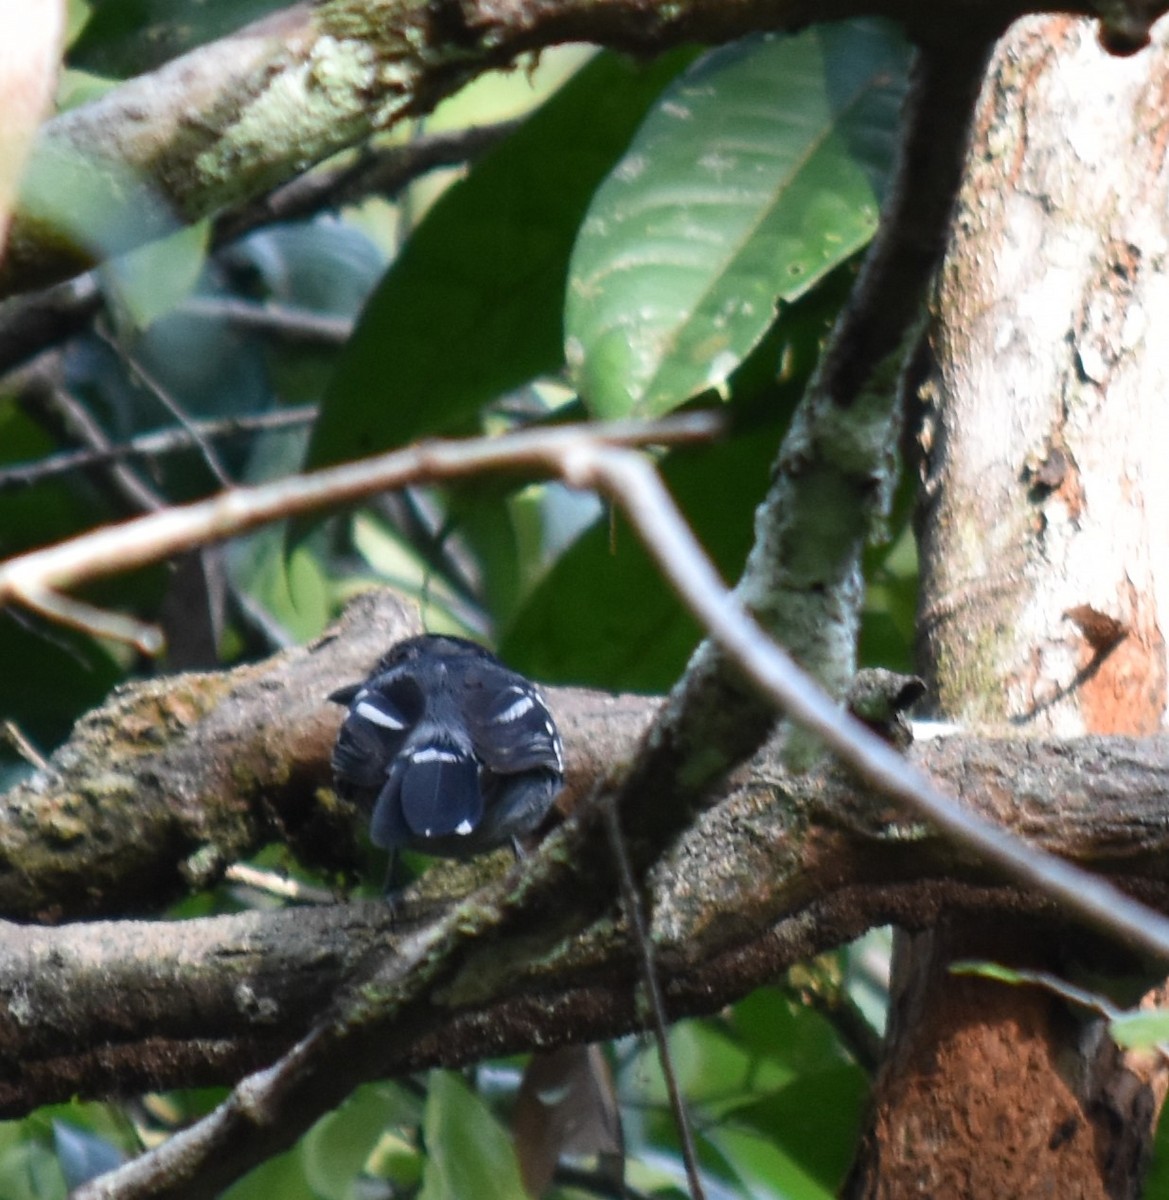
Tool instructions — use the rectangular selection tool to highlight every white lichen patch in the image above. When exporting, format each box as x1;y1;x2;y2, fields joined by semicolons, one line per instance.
194;36;382;193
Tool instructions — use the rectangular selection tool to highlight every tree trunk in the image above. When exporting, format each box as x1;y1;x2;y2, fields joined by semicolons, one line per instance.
847;16;1169;1197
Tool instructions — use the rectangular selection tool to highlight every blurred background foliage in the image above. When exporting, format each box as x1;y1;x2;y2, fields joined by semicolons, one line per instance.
0;3;932;1195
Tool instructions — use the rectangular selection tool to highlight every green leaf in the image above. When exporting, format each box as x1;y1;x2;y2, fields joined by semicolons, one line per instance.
71;0;288;76
18;133;180;273
302;1083;420;1200
228;528;332;645
502;259;855;689
501;417;782;691
731;1064;867;1193
949;961;1032;985
1109;1009;1169;1050
221;1150;317;1200
418;1071;526;1200
0;1138;66;1200
307;48;695;469
704;1122;836;1200
730;989;853;1076
103;219;210;330
566;21;909;418
621;1020;793;1118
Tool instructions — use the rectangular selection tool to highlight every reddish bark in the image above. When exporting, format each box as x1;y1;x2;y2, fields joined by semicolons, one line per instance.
850;15;1169;1197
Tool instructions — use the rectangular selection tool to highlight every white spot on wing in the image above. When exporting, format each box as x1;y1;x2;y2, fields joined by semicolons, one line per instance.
495;693;536;723
412;747;461;763
455;819;474;835
355;700;405;729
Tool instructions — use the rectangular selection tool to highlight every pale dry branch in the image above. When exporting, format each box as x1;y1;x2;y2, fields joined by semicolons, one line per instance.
560;445;1169;961
0;413;721;651
176;297;353;344
14;409;1166;958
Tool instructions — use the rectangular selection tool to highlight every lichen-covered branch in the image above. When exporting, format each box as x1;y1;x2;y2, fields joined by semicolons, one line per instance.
0;588;659;920
0;589;415;919
3;0;1166;298
4;720;1169;1117
602;33;1000;892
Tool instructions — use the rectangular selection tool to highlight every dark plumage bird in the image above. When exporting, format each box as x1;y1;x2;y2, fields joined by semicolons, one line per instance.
329;634;564;888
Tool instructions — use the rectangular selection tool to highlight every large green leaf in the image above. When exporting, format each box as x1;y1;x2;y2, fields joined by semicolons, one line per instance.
221;1150;317;1200
302;1083;420;1200
502;262;853;691
418;1071;526;1200
1110;1008;1169;1050
566;21;909;418
731;1064;867;1193
307;48;695;469
500;418;782;692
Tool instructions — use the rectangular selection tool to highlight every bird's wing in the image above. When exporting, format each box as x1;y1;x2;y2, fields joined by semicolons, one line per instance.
463;668;563;776
329;672;424;790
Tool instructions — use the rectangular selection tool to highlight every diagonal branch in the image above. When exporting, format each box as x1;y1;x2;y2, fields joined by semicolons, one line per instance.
0;403;317;492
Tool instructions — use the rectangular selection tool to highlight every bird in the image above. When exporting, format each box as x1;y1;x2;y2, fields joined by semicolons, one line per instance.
328;634;564;891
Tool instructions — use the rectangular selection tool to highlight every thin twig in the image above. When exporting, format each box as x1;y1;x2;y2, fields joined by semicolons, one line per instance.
0;273;102;377
0;406;317;492
19;584;166;653
215;121;521;245
177;297;353;345
602;796;706;1200
99;330;234;488
13;360;165;513
1;720;47;770
223;864;335;905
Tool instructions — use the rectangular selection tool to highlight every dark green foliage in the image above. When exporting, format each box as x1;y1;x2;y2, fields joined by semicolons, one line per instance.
306;49;698;469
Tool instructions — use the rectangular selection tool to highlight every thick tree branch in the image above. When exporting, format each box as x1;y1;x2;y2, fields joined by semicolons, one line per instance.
10;428;1169;959
3;0;1165;299
0;589;418;920
0;123;510;379
4;722;1169;1115
14;424;1169;1197
15;577;1169;1197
